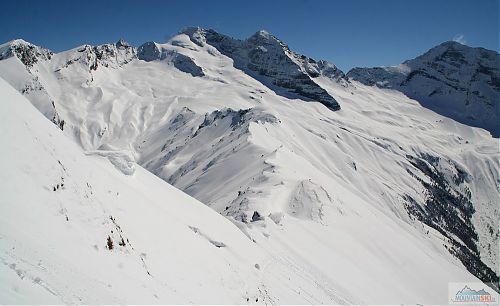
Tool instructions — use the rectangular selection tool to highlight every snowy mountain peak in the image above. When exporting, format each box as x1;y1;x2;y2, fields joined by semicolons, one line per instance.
178;28;343;110
136;41;161;61
179;26;204;36
92;41;137;68
115;38;131;48
178;26;212;47
438;40;467;49
428;40;474;54
255;29;270;37
0;27;342;112
348;42;500;137
0;39;52;68
1;38;31;48
247;29;279;44
411;40;496;68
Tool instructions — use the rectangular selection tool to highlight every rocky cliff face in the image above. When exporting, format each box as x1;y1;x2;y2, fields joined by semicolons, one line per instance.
182;27;342;110
348;41;500;137
70;39;137;71
93;39;137;68
0;39;53;68
137;41;204;76
404;153;498;289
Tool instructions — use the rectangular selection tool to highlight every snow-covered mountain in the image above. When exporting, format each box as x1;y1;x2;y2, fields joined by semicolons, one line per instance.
186;27;344;110
347;41;500;137
2;77;356;304
0;28;498;303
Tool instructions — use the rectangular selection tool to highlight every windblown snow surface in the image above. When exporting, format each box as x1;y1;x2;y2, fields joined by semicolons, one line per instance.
0;29;498;304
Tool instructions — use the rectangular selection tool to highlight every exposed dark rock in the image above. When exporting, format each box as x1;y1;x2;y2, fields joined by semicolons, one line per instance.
137;41;204;76
0;39;53;68
251;211;263;222
182;28;341;110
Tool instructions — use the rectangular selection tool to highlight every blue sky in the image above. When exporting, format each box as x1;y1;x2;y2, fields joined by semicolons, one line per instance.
1;0;498;71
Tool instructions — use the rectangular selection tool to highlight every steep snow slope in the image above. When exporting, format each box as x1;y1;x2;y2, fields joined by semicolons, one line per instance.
0;27;499;302
315;77;499;287
0;76;489;304
347;41;500;137
0;77;341;304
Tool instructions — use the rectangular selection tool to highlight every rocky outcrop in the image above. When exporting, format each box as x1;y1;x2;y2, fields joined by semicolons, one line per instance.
93;39;137;68
137;41;204;77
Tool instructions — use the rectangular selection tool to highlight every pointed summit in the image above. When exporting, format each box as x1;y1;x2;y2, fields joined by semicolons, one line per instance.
180;26;204;36
178;27;218;47
116;38;132;48
0;39;52;67
253;29;271;39
137;41;161;61
246;29;283;47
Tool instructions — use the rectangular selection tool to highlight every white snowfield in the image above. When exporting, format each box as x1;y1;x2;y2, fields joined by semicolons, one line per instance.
0;28;498;304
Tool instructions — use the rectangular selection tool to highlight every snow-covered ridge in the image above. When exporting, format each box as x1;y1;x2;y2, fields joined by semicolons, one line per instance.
0;75;492;303
347;41;500;137
58;39;136;72
0;28;499;302
1;77;348;304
